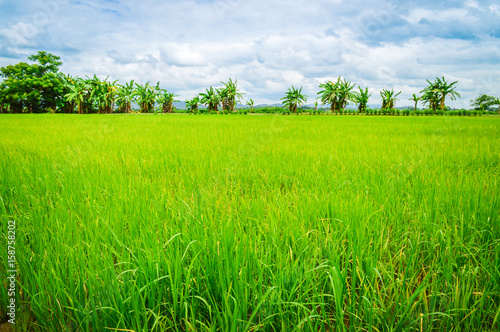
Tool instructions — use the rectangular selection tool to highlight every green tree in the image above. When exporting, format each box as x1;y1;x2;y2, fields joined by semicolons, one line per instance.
421;77;460;112
200;86;220;113
186;96;200;114
116;80;135;113
470;94;496;112
219;78;243;113
281;86;307;113
246;98;254;113
0;84;7;113
317;77;355;113
494;97;500;114
380;89;401;109
90;76;118;114
436;77;460;110
157;89;179;113
134;82;157;113
354;87;371;113
409;94;421;111
420;87;440;112
0;51;64;113
64;77;90;114
57;73;77;113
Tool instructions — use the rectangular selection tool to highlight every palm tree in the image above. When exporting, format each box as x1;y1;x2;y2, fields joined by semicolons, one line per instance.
354;87;371;113
134;82;157;113
380;89;401;109
116;80;135;113
420;85;440;112
317;80;337;113
157;89;178;113
246;98;254;113
91;76;118;114
219;78;243;113
65;77;89;114
186;96;200;114
200;86;220;113
435;77;460;110
337;79;356;110
317;77;355;113
421;77;461;112
57;73;77;113
281;86;307;113
409;94;421;111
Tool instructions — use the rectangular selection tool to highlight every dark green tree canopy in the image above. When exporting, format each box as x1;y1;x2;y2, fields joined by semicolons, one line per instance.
0;51;64;113
471;94;496;111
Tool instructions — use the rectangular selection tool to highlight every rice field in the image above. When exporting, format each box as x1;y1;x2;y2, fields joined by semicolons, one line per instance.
1;114;499;331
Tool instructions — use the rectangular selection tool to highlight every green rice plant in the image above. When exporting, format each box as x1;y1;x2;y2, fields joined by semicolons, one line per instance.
0;114;499;331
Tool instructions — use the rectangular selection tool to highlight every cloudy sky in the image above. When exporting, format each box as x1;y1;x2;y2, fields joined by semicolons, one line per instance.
0;0;499;107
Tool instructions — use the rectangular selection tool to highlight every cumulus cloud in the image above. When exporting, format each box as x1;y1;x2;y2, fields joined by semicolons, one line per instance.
0;0;499;107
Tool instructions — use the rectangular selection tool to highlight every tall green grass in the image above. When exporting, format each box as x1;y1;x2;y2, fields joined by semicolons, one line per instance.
1;114;499;331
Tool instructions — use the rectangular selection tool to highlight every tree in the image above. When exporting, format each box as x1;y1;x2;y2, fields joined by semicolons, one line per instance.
436;77;460;110
56;73;77;113
317;80;337;113
421;77;460;112
116;80;135;113
354;87;371;113
90;76;118;114
409;94;421;111
134;82;157;113
0;84;7;113
200;86;220;113
494;97;500;114
470;94;496;112
157;89;179;113
0;51;64;113
281;86;307;113
246;98;254;113
317;77;355;113
219;78;243;113
420;87;440;112
64;77;88;114
186;96;200;114
380;89;401;109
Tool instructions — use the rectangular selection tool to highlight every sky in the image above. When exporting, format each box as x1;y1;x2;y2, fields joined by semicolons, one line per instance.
0;0;499;107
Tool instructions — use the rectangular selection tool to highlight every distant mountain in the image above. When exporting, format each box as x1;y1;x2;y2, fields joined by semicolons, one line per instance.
173;101;187;109
173;101;206;109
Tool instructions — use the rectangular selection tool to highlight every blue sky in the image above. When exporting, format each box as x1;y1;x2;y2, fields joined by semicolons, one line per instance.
0;0;499;107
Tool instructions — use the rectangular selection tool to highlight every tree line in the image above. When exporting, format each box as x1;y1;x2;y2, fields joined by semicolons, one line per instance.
0;51;498;114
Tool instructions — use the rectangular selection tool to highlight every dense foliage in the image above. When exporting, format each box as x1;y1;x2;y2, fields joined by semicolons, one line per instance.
0;51;64;113
1;51;499;114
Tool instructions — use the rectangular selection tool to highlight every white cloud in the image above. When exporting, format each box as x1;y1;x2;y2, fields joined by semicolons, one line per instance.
489;4;500;15
160;43;206;67
0;0;499;107
0;21;38;45
465;0;480;9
